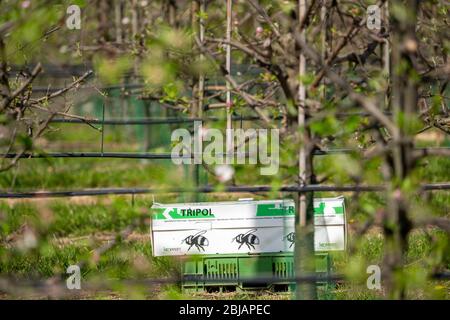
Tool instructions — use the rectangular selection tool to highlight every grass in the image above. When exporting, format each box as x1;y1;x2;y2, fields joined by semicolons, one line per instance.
0;158;173;189
47;199;144;236
0;197;448;299
0;115;448;299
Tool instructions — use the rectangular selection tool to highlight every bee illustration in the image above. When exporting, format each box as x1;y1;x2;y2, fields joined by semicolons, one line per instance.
284;232;295;248
181;230;209;252
232;229;260;250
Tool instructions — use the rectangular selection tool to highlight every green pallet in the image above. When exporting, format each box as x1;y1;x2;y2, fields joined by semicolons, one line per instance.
182;253;333;293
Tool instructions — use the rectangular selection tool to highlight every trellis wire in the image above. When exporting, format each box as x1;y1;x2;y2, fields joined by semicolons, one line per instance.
1;147;449;159
49;113;394;125
0;183;448;199
0;149;355;160
1;271;448;296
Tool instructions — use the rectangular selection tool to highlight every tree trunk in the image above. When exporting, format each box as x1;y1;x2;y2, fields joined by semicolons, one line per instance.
383;0;418;299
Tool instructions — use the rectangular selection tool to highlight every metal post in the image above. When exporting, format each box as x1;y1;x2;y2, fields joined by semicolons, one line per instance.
101;100;105;156
225;0;233;164
382;1;390;110
295;0;317;300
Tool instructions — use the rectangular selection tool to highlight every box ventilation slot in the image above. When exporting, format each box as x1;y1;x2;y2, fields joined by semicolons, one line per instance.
204;259;238;280
272;260;294;279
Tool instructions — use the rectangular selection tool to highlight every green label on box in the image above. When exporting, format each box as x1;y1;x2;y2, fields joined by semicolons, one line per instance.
314;202;344;215
256;204;295;216
152;207;215;220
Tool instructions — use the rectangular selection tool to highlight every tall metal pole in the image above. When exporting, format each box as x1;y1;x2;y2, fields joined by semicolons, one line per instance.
382;1;390;110
131;0;139;81
198;0;205;119
225;0;233;163
295;0;317;300
114;0;123;44
320;0;328;99
298;0;307;228
192;0;206;200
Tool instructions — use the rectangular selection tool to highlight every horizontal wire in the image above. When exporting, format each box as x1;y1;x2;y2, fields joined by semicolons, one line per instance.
48;112;394;125
1;271;448;291
0;183;448;198
0;149;357;160
1;147;449;160
49;116;263;125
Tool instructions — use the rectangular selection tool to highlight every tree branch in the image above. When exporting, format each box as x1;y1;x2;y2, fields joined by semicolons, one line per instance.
0;63;42;111
293;32;397;134
30;70;93;104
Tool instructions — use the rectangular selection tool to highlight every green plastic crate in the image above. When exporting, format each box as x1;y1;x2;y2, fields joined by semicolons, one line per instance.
182;253;333;293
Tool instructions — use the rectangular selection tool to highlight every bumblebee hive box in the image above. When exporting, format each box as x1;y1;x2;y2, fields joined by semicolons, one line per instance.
150;197;346;256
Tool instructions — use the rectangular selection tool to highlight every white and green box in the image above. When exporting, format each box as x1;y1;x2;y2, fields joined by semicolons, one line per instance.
150;197;346;256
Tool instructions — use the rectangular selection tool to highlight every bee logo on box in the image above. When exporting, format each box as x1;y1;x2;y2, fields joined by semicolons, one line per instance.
182;230;209;252
284;232;295;248
233;229;260;250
